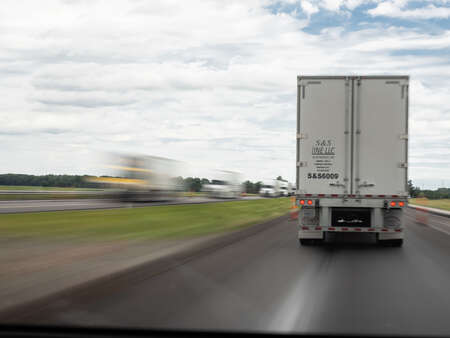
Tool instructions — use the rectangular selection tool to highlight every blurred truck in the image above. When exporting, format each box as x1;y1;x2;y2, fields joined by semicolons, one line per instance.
202;171;242;199
279;180;293;196
259;180;280;197
87;154;183;201
296;76;408;247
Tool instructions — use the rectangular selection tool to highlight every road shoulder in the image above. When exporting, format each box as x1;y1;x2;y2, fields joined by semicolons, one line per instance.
408;204;450;218
0;214;288;321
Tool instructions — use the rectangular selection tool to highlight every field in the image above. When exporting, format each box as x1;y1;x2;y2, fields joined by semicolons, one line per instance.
0;185;102;191
0;185;110;200
0;193;112;200
0;198;290;240
409;198;450;212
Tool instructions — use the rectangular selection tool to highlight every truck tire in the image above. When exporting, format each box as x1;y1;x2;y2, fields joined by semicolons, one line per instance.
391;239;403;247
379;239;403;247
299;238;313;246
299;238;323;246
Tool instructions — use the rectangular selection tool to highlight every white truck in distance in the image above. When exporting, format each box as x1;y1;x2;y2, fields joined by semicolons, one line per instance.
259;180;280;197
279;180;293;196
202;171;242;199
296;76;409;247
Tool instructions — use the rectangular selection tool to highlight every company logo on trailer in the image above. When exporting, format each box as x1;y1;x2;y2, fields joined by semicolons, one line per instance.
312;139;335;155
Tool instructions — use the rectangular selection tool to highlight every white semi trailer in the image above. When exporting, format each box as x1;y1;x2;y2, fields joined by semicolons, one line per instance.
296;76;409;247
279;180;293;196
259;179;280;197
202;170;242;199
87;154;183;201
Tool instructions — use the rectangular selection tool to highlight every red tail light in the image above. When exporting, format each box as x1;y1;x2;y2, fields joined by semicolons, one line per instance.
390;201;396;207
398;201;405;207
307;200;313;205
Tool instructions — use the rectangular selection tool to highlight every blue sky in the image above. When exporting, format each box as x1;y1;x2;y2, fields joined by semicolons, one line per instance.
269;0;450;33
0;0;448;188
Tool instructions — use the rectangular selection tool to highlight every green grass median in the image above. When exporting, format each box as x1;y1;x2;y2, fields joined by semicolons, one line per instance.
409;198;450;212
0;198;290;240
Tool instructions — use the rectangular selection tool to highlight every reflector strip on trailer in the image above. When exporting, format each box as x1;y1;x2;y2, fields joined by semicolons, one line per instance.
299;227;402;233
297;194;407;199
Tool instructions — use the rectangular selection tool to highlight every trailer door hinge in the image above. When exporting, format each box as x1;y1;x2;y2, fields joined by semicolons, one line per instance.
297;133;308;139
297;161;307;167
399;134;408;140
398;162;408;168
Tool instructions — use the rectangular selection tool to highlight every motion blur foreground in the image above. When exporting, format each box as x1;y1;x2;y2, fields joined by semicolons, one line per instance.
85;153;288;202
201;171;242;199
87;154;184;202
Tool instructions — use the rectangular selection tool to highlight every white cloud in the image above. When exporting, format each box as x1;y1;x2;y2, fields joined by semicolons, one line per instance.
0;0;449;186
301;0;320;16
368;1;450;19
299;0;369;12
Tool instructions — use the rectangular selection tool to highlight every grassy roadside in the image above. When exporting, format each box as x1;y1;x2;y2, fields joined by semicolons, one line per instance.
0;198;290;240
409;198;450;212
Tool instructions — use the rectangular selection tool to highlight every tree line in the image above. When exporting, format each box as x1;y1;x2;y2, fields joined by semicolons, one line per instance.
408;180;450;199
2;174;447;198
0;174;98;188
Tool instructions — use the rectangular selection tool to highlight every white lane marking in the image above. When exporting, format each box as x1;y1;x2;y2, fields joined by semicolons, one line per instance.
268;265;319;332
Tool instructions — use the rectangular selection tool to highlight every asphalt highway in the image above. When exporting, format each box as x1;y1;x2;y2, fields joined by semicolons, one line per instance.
0;196;262;213
3;208;450;336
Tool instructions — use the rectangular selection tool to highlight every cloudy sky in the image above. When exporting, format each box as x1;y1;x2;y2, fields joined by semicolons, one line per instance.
0;0;449;188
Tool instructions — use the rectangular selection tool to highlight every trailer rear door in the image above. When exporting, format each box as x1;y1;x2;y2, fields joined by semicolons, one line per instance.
297;77;351;195
352;77;408;196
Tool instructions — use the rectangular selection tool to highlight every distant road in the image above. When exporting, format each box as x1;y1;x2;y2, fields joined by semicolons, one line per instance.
0;196;263;213
4;208;450;336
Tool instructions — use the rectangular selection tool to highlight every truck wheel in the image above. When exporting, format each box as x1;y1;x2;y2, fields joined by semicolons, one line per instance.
299;238;323;246
299;238;313;246
379;239;403;247
391;239;403;247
